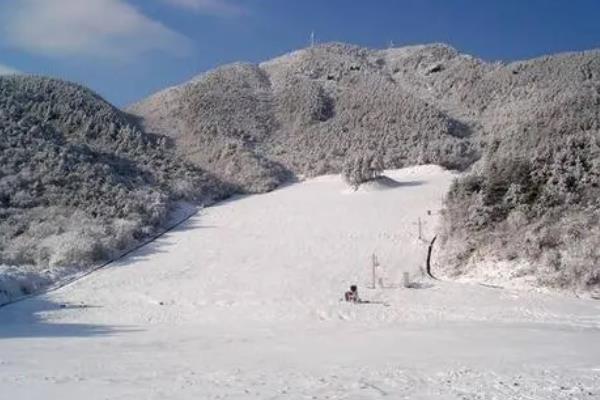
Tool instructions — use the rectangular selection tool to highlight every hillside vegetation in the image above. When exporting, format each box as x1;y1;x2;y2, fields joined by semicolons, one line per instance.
128;44;477;193
436;52;600;290
130;43;600;291
0;76;231;304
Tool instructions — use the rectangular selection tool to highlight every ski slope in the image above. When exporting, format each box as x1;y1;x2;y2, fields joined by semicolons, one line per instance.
1;166;600;399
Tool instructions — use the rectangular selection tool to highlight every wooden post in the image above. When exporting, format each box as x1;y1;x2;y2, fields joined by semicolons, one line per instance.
414;217;425;241
371;254;379;289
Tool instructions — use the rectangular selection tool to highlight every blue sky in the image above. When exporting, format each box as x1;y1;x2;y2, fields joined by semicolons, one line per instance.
1;0;599;106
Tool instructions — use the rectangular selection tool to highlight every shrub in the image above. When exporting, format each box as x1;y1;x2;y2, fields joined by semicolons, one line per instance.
342;153;384;188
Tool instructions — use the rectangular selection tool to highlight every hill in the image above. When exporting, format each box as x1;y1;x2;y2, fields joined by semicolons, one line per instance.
128;44;478;193
129;43;600;290
0;75;232;304
433;51;600;290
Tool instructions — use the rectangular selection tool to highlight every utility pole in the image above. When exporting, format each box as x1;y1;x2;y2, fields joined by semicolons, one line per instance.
371;253;379;289
310;31;315;48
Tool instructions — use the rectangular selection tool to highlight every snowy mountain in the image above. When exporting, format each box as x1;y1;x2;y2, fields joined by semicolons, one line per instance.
0;43;598;304
128;44;478;192
0;76;232;304
1;46;600;397
129;43;600;290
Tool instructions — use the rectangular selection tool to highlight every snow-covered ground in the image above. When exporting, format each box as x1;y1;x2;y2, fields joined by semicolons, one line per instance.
1;166;599;399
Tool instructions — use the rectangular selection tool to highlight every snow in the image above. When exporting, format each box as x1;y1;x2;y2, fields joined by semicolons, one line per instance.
1;166;600;399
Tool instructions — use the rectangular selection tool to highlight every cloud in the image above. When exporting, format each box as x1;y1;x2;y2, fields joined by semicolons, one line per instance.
0;64;20;75
162;0;245;16
0;0;191;61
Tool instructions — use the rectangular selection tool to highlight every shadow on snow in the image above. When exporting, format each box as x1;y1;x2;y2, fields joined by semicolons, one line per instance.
0;297;138;339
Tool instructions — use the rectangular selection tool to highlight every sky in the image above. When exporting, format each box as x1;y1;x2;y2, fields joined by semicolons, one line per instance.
1;0;599;107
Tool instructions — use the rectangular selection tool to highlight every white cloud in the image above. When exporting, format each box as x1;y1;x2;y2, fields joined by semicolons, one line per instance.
0;0;191;61
0;64;21;75
162;0;245;16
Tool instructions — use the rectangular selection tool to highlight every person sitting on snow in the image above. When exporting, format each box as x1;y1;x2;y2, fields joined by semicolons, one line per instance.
344;285;360;303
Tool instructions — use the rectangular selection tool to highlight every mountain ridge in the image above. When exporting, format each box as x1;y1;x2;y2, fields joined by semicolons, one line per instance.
1;42;598;302
129;42;600;290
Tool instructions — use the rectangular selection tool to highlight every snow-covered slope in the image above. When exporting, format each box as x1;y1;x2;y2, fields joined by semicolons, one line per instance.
128;43;600;291
1;166;599;399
